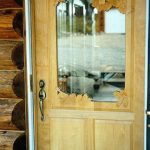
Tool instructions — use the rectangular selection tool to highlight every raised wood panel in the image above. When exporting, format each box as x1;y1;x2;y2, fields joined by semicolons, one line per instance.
50;118;85;150
95;120;131;150
0;41;23;70
0;98;22;130
0;130;24;150
0;10;23;40
0;0;23;9
48;115;133;150
0;71;23;98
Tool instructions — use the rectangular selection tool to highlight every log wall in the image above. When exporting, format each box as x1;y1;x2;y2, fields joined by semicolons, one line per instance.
0;0;26;149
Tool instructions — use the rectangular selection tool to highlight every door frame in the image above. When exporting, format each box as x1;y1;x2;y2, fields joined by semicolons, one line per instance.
145;0;150;149
24;0;35;150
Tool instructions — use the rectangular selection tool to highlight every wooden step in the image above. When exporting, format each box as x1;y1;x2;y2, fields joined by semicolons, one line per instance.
0;71;24;99
0;41;24;70
0;0;23;9
0;130;25;150
0;9;23;40
0;98;23;130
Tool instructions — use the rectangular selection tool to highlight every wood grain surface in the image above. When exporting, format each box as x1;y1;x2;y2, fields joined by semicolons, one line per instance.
0;0;22;9
13;133;26;150
0;9;23;40
0;0;25;149
0;130;24;150
0;98;22;130
0;71;21;98
0;41;23;70
12;71;25;99
12;100;25;130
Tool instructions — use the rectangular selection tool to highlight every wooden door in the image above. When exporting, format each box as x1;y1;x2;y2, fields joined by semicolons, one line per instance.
32;0;146;150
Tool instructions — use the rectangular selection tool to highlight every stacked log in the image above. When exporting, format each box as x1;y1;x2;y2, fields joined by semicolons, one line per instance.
0;10;23;39
0;0;26;149
0;0;22;9
0;41;23;70
0;130;25;150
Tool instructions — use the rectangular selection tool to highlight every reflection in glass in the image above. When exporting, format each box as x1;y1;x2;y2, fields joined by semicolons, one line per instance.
57;0;125;102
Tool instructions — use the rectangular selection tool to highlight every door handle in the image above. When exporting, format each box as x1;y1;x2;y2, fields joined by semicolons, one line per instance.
39;80;46;121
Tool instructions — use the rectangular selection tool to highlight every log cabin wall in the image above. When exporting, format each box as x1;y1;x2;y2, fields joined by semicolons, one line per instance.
0;0;26;150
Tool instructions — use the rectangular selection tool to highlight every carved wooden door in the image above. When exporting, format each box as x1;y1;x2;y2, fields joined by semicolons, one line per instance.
33;0;146;149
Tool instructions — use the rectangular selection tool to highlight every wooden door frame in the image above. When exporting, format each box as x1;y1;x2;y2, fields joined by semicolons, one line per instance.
31;0;146;149
132;0;146;149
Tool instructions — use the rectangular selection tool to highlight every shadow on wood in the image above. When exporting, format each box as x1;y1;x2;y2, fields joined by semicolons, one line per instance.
0;98;22;130
0;41;23;70
0;10;23;39
0;0;23;9
0;41;24;70
13;134;26;150
14;0;23;7
0;71;20;98
0;130;24;150
12;71;25;99
11;43;24;69
13;11;23;37
12;100;25;130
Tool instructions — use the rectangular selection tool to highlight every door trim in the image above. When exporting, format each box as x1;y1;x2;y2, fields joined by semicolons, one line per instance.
145;0;150;149
24;0;35;149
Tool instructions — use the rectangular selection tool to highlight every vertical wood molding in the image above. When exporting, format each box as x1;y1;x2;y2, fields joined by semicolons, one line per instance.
133;0;146;149
33;0;51;149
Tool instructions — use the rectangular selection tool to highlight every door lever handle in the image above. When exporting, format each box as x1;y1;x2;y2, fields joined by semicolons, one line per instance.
39;80;46;121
